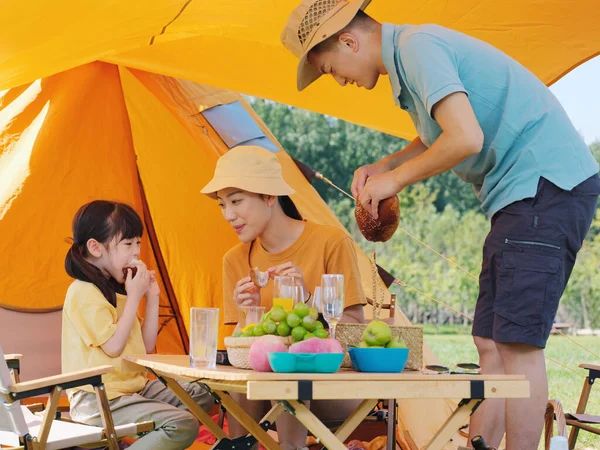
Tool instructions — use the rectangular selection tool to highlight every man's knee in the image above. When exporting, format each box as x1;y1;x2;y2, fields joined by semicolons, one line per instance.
474;336;501;360
473;336;504;372
474;336;496;352
496;341;544;364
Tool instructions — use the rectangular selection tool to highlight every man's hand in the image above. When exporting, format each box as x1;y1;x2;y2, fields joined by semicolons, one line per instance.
351;160;390;199
357;170;404;219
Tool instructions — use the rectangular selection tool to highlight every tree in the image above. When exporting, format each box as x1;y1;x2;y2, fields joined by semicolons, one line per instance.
249;98;407;206
250;98;484;215
250;100;600;327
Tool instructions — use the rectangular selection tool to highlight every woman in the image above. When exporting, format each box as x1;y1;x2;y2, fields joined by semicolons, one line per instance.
201;145;365;450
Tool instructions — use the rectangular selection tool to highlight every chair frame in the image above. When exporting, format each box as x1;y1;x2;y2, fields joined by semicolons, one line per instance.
567;363;600;448
1;353;153;450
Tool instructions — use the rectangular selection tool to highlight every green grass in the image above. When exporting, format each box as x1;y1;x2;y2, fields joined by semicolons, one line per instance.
425;334;600;449
422;324;472;335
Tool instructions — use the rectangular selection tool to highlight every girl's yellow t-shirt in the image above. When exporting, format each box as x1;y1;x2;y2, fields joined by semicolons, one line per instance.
61;280;147;400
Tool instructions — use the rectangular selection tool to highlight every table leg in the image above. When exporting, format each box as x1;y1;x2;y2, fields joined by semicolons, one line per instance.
287;400;347;450
334;399;380;443
424;399;482;450
262;402;286;428
215;390;281;450
387;399;396;450
161;375;228;440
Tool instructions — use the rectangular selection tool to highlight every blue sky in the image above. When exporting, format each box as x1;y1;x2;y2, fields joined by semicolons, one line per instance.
550;56;600;145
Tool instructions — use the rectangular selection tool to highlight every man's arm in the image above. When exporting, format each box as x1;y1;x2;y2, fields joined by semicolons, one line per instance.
393;92;483;186
351;137;427;198
381;136;428;171
358;92;483;217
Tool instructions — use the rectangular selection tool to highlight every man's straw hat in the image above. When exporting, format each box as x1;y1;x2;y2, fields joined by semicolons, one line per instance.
281;0;371;91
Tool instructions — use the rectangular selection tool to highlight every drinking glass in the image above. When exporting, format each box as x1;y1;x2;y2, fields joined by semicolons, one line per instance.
311;286;322;312
189;307;219;369
321;274;344;339
233;305;266;335
273;276;305;310
238;306;266;328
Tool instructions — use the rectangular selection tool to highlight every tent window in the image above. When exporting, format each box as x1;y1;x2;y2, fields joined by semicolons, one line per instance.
202;101;278;152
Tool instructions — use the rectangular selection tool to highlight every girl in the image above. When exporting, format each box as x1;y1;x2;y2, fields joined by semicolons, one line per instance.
62;200;214;450
201;145;366;450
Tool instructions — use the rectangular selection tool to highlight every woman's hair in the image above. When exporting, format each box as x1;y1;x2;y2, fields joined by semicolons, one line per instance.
65;200;144;306
278;195;303;220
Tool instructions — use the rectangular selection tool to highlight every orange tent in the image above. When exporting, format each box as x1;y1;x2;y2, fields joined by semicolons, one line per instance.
2;1;598;447
0;62;457;448
0;1;598;140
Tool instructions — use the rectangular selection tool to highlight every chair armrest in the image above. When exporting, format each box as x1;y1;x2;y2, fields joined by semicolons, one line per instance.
5;354;23;373
7;365;114;400
580;363;600;372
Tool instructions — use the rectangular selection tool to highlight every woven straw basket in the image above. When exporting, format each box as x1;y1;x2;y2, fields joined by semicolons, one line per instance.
334;251;423;371
335;323;423;370
335;323;423;371
224;336;293;369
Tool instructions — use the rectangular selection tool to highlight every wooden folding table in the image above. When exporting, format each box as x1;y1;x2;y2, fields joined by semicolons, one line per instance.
125;355;529;450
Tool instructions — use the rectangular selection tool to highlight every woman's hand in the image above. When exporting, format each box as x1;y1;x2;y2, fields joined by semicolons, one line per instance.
268;262;310;303
233;276;261;307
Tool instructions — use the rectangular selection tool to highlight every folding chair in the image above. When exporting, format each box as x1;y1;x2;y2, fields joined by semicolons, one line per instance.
566;363;600;448
5;354;23;384
0;346;153;450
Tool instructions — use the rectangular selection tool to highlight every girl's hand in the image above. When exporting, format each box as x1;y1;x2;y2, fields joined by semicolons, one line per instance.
267;262;310;303
125;262;150;301
147;270;160;298
233;276;261;307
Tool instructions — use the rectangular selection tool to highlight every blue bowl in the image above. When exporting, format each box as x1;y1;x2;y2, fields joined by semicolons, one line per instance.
268;352;344;373
348;347;410;373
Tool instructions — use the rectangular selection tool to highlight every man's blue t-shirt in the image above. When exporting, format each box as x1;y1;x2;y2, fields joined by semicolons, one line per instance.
381;23;599;218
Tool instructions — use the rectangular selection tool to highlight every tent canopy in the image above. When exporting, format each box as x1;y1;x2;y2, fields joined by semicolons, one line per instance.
0;62;455;447
1;0;598;140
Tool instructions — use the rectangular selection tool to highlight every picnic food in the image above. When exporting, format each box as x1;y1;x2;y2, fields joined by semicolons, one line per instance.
289;337;329;354
354;195;400;242
242;304;329;342
249;335;287;372
363;320;393;346
249;267;269;288
122;258;141;278
323;338;344;353
289;337;344;354
385;336;407;348
358;321;407;348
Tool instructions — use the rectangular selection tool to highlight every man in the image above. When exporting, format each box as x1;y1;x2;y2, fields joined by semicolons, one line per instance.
281;1;600;449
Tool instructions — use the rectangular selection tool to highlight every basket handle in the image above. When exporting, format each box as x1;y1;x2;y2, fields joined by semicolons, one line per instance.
544;399;567;450
366;297;392;309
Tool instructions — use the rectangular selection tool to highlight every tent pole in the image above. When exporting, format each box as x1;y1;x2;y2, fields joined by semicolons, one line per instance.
137;172;190;353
